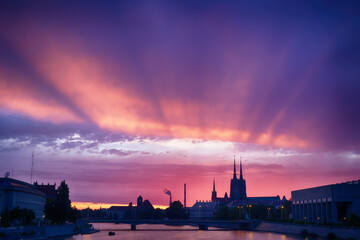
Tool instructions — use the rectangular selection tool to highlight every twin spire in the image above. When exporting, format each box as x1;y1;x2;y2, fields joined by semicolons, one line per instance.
233;155;244;180
214;156;244;191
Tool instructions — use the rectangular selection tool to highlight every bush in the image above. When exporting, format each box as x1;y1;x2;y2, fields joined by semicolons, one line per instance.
0;207;35;227
300;229;308;237
349;213;360;227
326;232;337;240
309;232;318;237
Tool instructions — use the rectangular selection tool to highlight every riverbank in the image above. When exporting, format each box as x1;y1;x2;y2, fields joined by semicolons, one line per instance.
252;221;360;239
0;224;74;239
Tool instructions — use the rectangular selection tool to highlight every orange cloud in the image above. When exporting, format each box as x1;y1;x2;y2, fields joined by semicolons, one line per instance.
72;201;167;210
0;68;81;123
2;23;312;150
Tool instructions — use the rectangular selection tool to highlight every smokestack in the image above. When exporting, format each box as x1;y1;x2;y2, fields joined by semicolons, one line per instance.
184;183;186;208
164;188;172;207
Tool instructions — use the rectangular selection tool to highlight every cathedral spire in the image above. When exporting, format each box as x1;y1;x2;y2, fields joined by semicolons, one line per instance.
233;155;237;179
240;157;243;180
213;178;216;192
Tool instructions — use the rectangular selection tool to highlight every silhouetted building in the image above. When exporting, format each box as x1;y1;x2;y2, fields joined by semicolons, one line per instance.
230;157;247;200
106;205;132;220
211;157;285;208
211;157;246;204
292;179;360;223
34;181;57;200
107;195;154;220
0;177;46;219
211;179;231;204
137;195;143;206
136;196;154;219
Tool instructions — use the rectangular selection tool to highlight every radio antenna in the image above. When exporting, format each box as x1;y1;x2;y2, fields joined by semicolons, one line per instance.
30;150;34;184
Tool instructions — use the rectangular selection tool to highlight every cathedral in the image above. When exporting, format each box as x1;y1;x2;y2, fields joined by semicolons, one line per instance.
212;156;247;203
211;156;286;207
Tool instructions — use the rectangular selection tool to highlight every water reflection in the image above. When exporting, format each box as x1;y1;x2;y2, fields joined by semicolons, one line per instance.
65;223;309;240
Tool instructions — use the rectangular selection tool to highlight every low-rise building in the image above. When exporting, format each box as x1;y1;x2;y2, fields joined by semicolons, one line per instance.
190;201;217;219
106;205;133;219
228;196;286;208
291;179;360;223
0;177;46;219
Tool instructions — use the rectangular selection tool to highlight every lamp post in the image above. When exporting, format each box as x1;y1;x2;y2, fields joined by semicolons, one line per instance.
281;206;284;221
267;207;271;219
199;205;201;219
248;205;252;219
241;206;243;220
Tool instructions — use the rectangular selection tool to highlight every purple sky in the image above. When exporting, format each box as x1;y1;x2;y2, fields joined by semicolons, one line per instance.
0;0;359;207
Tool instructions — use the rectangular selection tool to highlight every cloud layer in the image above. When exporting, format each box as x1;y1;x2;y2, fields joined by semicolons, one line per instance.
0;1;360;206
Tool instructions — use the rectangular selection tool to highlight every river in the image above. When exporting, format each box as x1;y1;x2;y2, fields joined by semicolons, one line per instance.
64;223;318;240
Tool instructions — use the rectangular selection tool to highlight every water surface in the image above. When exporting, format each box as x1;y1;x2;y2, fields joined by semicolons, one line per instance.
65;223;313;240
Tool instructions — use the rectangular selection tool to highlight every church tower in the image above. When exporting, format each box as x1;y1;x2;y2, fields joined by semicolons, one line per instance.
211;179;217;202
230;155;241;200
239;157;247;199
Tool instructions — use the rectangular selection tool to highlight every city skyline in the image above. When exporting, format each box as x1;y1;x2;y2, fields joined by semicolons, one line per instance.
0;1;359;208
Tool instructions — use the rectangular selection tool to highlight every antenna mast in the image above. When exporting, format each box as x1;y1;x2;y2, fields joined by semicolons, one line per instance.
30;150;34;184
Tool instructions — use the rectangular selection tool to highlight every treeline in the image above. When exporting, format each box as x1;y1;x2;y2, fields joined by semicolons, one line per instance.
0;207;35;227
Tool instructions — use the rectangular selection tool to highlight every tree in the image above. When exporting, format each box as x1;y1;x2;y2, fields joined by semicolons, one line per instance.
0;208;11;227
0;207;35;227
165;201;187;219
44;180;78;224
153;208;165;219
56;181;71;223
349;213;360;227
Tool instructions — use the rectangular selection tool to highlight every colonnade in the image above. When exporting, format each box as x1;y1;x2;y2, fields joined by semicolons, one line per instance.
292;198;337;223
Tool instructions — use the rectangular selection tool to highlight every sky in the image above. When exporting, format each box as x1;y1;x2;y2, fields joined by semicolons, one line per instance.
0;0;360;209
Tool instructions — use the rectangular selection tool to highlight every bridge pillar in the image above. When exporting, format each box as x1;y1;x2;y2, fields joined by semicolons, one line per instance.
131;224;136;230
198;224;208;230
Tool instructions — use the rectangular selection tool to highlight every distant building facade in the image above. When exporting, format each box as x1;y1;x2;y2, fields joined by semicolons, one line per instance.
228;196;285;208
190;201;217;219
292;179;360;223
106;205;132;220
0;177;46;219
107;195;154;220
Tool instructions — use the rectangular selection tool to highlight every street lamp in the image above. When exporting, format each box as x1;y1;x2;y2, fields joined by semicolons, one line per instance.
281;206;284;221
199;205;201;219
248;205;252;219
238;206;243;221
267;207;271;219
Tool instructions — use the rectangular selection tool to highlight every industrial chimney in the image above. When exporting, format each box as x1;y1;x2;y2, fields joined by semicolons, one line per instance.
184;183;186;208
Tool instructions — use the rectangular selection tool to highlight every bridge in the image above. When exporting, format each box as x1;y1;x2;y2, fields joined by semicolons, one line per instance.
90;219;254;230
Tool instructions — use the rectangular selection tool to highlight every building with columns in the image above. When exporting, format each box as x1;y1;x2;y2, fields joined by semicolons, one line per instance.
0;177;46;220
291;179;360;223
